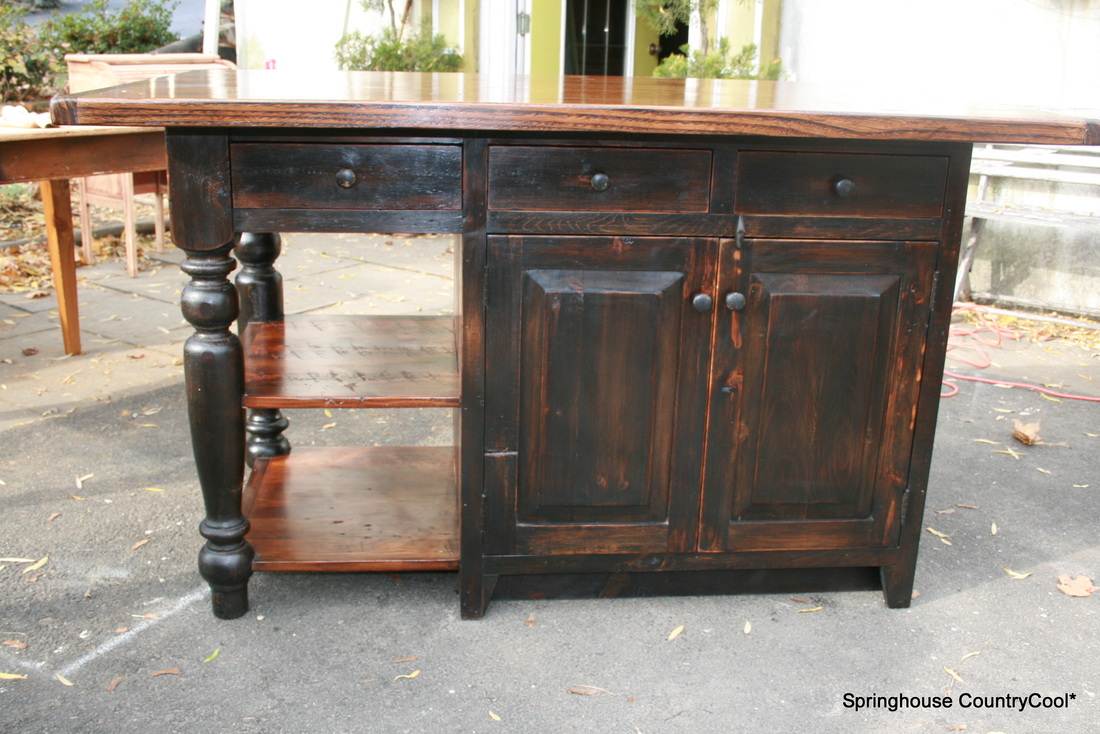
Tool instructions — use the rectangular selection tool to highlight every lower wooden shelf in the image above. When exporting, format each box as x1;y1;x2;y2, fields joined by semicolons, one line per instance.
242;445;459;572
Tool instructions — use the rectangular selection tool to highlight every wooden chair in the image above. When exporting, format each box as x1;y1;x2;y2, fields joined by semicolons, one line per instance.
65;53;236;275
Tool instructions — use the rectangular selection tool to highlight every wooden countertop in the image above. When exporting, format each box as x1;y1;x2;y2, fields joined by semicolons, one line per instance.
49;69;1099;145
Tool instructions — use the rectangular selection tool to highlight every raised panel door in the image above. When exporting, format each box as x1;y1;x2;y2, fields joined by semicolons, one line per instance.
484;235;716;556
700;239;938;552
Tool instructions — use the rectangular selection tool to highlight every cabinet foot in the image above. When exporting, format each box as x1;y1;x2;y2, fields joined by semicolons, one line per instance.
199;531;255;619
460;573;497;619
880;562;916;608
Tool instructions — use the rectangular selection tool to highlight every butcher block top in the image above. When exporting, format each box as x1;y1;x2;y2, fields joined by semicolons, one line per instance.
50;69;1100;145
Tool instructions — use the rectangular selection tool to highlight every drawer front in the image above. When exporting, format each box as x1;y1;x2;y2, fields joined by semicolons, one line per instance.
488;146;711;212
231;143;462;210
735;152;948;218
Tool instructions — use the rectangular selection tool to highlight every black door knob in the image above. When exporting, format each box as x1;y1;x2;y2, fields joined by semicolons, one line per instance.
692;293;713;312
725;292;747;311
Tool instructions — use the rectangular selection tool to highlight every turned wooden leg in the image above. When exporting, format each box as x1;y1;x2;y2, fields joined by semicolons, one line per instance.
181;247;253;619
234;232;290;467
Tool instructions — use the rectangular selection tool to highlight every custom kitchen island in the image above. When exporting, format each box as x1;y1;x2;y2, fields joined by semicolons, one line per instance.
51;71;1099;619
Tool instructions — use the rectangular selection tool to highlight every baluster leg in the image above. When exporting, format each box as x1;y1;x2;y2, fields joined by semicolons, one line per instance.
181;247;253;619
234;232;290;467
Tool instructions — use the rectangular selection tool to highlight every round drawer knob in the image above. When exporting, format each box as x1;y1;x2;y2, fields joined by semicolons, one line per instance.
725;292;747;311
834;177;856;197
691;293;713;312
335;168;358;189
590;172;611;192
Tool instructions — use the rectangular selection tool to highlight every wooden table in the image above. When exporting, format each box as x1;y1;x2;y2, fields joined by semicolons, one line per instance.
51;71;1099;619
0;126;165;354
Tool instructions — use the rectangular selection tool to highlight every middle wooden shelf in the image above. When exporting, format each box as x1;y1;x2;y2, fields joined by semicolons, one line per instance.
242;314;460;409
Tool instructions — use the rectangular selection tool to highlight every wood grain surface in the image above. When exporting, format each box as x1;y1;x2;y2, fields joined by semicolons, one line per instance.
243;446;458;571
50;70;1100;144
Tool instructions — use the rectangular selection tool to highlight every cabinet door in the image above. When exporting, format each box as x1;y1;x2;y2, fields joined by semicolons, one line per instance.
484;236;716;556
700;239;938;552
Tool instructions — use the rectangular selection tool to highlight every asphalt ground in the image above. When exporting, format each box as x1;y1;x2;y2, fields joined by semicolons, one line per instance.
1;233;1098;733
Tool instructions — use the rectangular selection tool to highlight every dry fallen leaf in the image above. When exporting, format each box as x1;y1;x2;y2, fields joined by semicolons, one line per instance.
150;668;181;677
944;666;965;684
926;528;953;545
3;640;28;650
994;448;1024;460
568;684;615;696
202;648;220;663
0;672;27;680
130;539;149;551
972;438;1000;445
489;711;502;721
394;670;421;680
1012;419;1042;445
0;557;35;563
55;672;74;686
743;619;751;634
22;556;47;574
667;625;685;641
798;606;824;613
106;677;124;692
1003;568;1032;580
1057;574;1098;597
959;651;981;662
945;725;967;731
524;613;536;629
956;504;979;510
46;512;60;522
935;508;956;515
991;522;998;536
391;656;418;664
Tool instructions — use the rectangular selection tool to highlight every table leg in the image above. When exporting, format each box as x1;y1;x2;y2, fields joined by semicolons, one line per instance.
40;179;82;356
123;174;138;277
234;232;291;467
75;178;95;265
181;246;253;619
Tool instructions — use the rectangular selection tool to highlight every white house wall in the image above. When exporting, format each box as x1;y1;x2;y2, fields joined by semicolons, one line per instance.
778;0;1100;112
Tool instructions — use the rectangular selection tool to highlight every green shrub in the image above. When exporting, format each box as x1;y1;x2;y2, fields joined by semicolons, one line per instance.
654;40;784;80
40;0;179;56
1;6;62;103
336;21;462;73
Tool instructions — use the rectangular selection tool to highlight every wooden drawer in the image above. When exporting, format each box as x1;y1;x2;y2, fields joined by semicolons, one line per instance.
735;151;949;218
488;146;711;212
231;143;462;210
